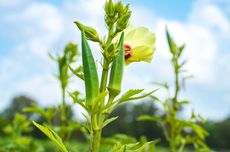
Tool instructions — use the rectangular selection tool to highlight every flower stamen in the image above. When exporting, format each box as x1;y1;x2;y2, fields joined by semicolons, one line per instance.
124;44;131;59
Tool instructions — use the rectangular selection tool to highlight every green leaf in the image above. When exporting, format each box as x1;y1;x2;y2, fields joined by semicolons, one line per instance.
166;27;177;55
103;116;119;128
150;95;161;102
111;142;139;152
138;115;161;122
119;89;144;101
133;139;160;152
69;65;84;80
110;139;160;152
91;91;108;113
68;91;86;110
178;100;190;105
118;89;157;104
33;121;68;152
23;104;46;116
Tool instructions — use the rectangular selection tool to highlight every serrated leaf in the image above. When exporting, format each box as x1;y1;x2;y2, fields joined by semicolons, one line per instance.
69;65;84;80
118;89;157;104
103;116;118;128
68;91;86;110
33;121;68;152
91;91;108;113
134;139;160;152
120;89;144;100
111;142;140;152
110;139;160;152
150;95;161;102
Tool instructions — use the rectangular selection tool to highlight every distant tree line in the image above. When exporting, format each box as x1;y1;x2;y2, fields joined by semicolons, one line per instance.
1;95;230;150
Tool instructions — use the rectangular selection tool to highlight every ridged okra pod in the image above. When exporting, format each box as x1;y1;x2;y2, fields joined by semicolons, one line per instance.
81;30;99;104
108;32;124;100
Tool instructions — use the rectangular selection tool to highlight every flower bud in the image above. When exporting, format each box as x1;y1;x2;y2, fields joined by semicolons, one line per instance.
104;0;115;17
115;1;123;13
74;21;100;42
116;13;131;32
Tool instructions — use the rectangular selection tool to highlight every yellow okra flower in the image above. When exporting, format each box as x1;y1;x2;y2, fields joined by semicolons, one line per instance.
122;26;156;65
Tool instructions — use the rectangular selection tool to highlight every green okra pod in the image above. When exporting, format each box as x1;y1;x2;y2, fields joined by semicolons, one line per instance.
108;32;124;100
81;30;99;104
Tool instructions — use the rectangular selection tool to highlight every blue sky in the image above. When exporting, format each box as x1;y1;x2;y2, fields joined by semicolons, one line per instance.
0;0;230;120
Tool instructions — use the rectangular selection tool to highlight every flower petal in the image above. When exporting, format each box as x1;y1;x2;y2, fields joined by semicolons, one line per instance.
125;27;155;49
125;46;155;65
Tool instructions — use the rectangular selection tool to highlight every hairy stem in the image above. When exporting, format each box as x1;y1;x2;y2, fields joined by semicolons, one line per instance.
92;129;102;152
91;59;110;152
100;59;110;93
169;59;180;152
61;87;66;125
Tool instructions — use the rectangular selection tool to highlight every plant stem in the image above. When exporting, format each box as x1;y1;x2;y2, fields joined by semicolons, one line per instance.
90;59;110;152
173;60;180;110
100;59;110;93
169;59;180;152
169;124;176;152
92;129;102;152
61;87;66;125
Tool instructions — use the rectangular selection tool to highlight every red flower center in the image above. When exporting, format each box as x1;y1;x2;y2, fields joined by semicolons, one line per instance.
124;44;131;59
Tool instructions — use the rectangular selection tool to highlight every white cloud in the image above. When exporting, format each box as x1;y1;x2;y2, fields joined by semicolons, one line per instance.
189;2;230;34
129;1;230;119
1;0;230;120
0;2;65;110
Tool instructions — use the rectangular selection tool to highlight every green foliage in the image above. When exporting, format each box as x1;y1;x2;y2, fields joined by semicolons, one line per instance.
1;113;36;152
1;96;37;120
49;42;78;91
205;117;230;150
30;42;83;151
117;89;156;104
33;121;68;152
139;28;211;152
23;103;56;125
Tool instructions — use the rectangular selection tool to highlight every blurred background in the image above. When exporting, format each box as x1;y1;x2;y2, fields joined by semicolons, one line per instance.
0;0;230;150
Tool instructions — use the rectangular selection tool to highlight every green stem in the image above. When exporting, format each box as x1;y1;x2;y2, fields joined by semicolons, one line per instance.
61;87;66;125
90;59;110;152
92;129;102;152
100;59;110;93
169;126;176;152
169;60;180;152
173;61;180;111
178;142;185;152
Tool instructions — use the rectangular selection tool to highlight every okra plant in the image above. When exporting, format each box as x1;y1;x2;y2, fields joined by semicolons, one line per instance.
2;113;35;152
71;0;156;151
139;28;211;152
32;0;157;151
29;43;82;146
